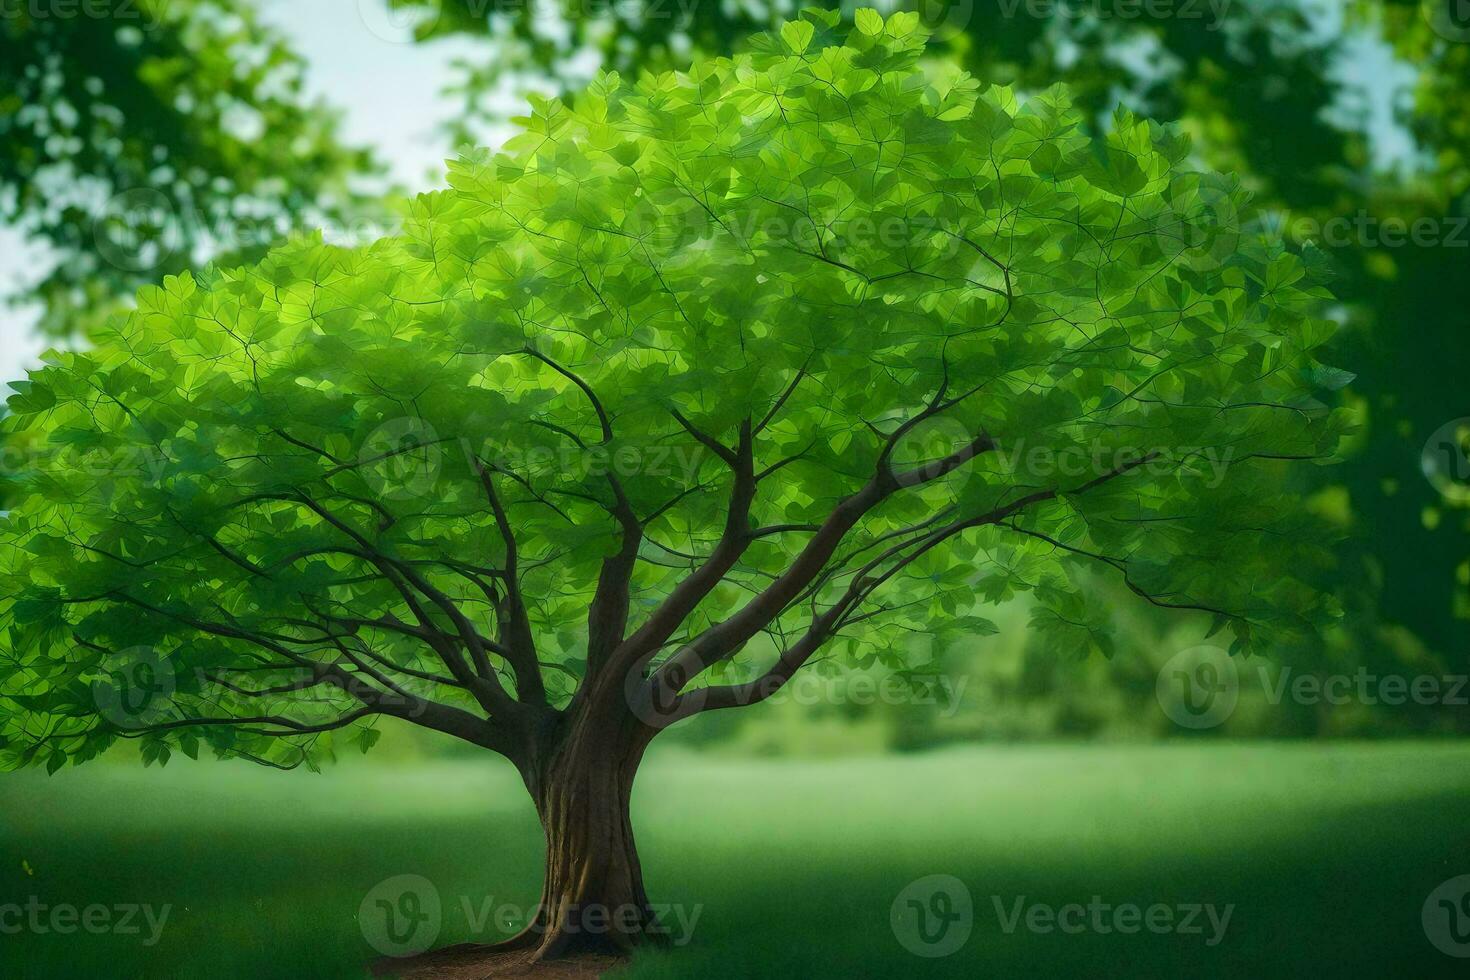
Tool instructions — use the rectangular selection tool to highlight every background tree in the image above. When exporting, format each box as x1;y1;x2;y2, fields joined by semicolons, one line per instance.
1334;0;1470;658
1;11;1343;963
1;0;382;337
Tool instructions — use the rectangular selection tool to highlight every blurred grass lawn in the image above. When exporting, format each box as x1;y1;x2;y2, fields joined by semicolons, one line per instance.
3;741;1469;978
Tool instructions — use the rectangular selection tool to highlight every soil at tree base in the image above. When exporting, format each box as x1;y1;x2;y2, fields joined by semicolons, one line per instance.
373;944;620;979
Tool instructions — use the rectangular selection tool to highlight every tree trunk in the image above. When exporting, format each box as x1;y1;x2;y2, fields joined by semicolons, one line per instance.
510;715;663;961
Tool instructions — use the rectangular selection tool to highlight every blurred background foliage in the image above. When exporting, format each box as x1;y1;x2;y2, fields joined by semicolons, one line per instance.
0;0;388;340
2;0;1467;754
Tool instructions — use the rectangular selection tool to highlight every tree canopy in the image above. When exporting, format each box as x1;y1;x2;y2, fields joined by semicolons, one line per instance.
1;10;1344;774
400;0;1470;662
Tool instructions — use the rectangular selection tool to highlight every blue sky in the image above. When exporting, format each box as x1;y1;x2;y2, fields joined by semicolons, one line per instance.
256;0;491;189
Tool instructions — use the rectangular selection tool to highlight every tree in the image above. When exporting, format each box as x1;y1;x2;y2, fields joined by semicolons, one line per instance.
1;11;1344;964
2;0;381;337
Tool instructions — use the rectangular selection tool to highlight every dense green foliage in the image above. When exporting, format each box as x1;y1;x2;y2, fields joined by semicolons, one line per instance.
1;12;1344;772
400;0;1470;694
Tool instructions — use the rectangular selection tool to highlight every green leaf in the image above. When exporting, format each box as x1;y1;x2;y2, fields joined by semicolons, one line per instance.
1306;364;1356;391
781;20;815;54
7;381;56;416
854;8;885;36
357;728;383;754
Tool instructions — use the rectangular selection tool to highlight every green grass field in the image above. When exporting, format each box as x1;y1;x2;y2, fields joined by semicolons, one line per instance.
3;742;1469;978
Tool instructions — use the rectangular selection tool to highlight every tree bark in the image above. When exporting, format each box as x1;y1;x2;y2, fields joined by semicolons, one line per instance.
508;711;663;961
